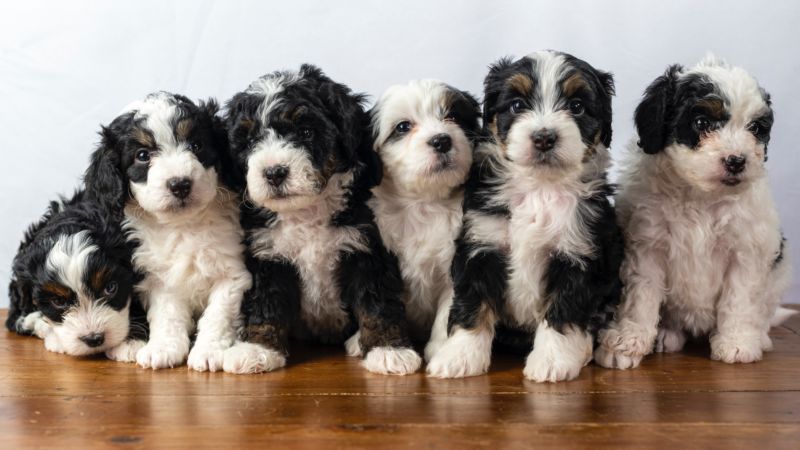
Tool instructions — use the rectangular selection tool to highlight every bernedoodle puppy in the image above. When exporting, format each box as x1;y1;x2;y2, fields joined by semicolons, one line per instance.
222;64;422;375
595;55;792;369
84;92;251;371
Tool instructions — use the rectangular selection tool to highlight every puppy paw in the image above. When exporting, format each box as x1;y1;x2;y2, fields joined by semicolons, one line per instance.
426;331;491;378
106;339;146;363
654;328;687;353
595;327;650;370
344;331;362;357
188;341;229;372
362;347;421;375
524;348;586;383
136;341;188;369
423;338;445;362
222;342;286;374
710;335;763;364
593;346;644;370
43;334;67;354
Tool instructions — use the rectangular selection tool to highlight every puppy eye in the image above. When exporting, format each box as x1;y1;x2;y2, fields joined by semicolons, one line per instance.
510;100;527;114
188;140;202;152
49;297;71;310
694;116;711;132
299;128;314;140
104;281;118;296
395;121;412;133
444;112;457;121
747;121;763;135
568;99;585;115
136;149;151;162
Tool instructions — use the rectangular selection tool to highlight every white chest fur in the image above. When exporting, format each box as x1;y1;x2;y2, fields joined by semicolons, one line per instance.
370;191;463;336
125;196;246;314
249;206;367;340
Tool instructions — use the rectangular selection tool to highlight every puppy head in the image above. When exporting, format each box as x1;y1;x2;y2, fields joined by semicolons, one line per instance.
225;64;379;212
634;55;773;193
371;80;480;197
483;51;615;180
19;229;135;356
84;92;231;220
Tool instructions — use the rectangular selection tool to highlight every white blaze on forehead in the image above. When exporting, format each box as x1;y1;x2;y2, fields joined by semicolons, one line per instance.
45;231;97;295
121;92;181;150
372;79;450;145
527;50;568;113
246;72;302;125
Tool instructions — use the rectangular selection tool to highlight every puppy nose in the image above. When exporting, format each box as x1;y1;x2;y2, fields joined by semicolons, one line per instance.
79;332;105;348
167;177;192;199
428;134;452;154
724;155;747;174
264;165;290;187
532;129;558;152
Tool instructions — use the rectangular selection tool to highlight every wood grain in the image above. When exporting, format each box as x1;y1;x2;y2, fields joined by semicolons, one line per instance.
1;308;799;449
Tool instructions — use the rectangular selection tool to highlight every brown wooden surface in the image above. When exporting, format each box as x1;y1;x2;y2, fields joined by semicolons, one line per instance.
1;309;799;449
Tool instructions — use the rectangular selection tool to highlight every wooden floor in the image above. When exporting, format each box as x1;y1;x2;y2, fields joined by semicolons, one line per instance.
1;310;799;449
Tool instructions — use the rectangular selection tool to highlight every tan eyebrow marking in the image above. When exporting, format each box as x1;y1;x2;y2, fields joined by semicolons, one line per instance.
695;98;726;120
176;118;194;141
132;127;156;148
507;74;534;97
91;268;108;292
562;73;588;97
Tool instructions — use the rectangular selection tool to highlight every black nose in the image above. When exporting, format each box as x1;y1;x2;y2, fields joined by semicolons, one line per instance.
79;332;105;348
428;134;452;154
532;129;558;152
167;177;192;199
264;165;290;187
724;155;747;174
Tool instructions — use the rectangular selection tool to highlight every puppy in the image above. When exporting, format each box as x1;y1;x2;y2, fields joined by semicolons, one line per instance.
7;189;148;359
222;64;421;375
368;80;481;358
83;92;251;371
595;55;792;369
426;51;623;382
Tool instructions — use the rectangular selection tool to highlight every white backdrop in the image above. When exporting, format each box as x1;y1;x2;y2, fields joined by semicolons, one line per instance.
1;0;798;306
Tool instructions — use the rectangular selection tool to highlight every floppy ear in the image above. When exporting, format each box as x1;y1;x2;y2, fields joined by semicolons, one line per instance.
594;70;616;148
635;65;682;154
83;113;133;219
198;98;242;191
458;89;482;144
482;56;516;131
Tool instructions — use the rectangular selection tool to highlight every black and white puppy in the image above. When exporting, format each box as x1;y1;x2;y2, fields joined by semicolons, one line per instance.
222;64;422;375
84;92;251;371
7;189;148;359
426;51;624;382
595;55;792;369
367;80;481;359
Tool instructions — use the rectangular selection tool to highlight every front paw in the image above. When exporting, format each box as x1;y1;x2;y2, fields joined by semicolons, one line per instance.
188;341;229;372
344;332;362;357
524;348;586;383
222;342;286;374
710;334;763;364
423;338;445;362
593;346;643;370
43;334;67;354
106;339;146;362
362;347;421;375
654;328;687;353
426;336;491;378
136;341;188;369
595;326;650;370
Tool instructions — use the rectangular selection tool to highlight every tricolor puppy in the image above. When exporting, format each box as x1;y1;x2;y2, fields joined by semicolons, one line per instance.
84;92;251;371
222;64;421;375
367;80;481;358
595;55;792;369
7;190;148;359
426;51;623;382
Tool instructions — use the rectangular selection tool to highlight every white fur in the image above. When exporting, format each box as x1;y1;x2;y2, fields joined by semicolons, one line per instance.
426;325;494;378
105;339;146;363
344;330;362;357
362;346;422;375
223;342;287;374
523;321;592;382
596;57;792;369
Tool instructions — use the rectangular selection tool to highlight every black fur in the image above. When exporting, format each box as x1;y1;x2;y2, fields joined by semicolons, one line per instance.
226;65;413;358
6;189;148;348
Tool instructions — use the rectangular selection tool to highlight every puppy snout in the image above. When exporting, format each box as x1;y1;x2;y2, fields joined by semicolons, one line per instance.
532;129;558;152
79;332;105;348
428;134;452;154
723;155;747;174
264;165;290;187
167;177;193;199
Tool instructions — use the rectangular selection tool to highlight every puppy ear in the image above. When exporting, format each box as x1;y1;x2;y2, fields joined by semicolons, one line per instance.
482;56;516;130
594;70;616;148
635;65;682;154
458;89;482;143
83;113;133;218
199;98;242;191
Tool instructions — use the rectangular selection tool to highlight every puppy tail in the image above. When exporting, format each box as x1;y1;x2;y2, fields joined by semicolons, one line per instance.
771;306;798;328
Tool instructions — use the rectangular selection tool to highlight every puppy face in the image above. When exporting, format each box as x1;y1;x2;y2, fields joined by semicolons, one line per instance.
635;55;773;193
371;80;480;196
226;64;379;212
483;51;615;180
85;92;229;219
28;231;134;355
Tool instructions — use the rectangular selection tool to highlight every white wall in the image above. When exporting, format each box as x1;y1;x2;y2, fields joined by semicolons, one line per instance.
1;0;798;306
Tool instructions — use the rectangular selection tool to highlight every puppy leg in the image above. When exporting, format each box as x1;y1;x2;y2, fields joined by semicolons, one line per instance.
106;339;146;362
654;327;687;353
344;331;362;357
595;250;664;369
189;271;252;372
223;258;297;374
524;322;592;382
424;286;454;362
136;285;193;370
